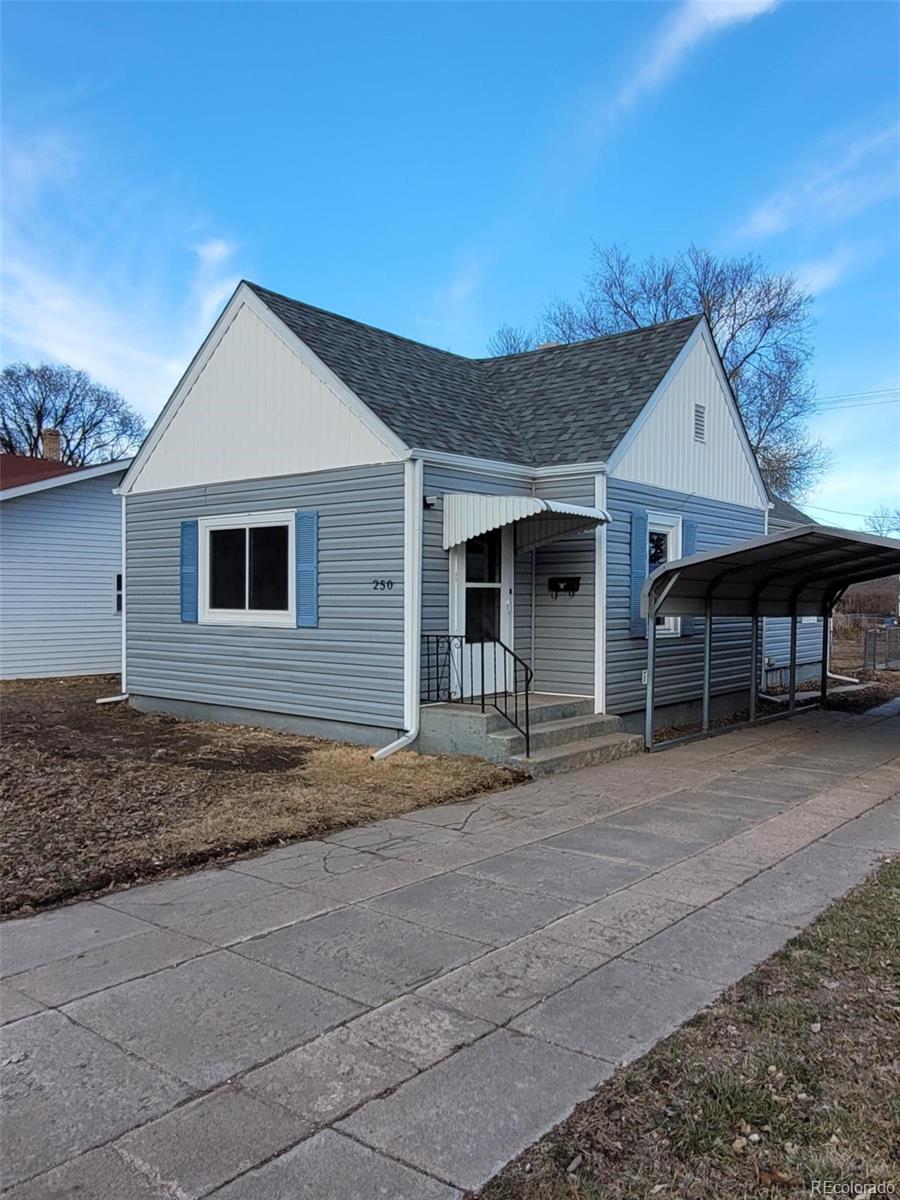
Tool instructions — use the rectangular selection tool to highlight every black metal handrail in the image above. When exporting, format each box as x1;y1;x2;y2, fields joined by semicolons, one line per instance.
422;634;533;756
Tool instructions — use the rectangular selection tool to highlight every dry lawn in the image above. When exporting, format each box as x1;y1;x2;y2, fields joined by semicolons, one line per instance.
0;676;521;916
476;858;900;1200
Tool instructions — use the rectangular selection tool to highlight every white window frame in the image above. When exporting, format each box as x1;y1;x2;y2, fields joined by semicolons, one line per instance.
647;510;682;637
198;510;296;627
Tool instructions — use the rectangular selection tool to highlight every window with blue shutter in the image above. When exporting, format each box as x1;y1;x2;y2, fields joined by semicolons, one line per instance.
180;520;199;623
295;510;319;628
630;509;649;637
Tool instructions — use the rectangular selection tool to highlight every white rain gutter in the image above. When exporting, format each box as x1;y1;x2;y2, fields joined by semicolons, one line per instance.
97;491;130;705
372;457;424;760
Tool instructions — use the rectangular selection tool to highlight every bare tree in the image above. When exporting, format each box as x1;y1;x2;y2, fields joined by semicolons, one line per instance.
863;505;900;537
486;323;536;356
0;363;145;465
490;243;829;498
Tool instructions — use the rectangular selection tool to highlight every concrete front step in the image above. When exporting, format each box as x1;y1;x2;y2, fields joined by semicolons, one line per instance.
511;732;645;776
488;712;626;757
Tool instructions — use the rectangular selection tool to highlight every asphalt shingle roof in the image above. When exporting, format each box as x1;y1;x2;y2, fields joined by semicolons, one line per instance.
249;283;701;467
768;493;817;528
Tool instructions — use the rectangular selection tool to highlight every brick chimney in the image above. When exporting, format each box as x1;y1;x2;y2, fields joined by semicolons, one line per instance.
41;428;62;461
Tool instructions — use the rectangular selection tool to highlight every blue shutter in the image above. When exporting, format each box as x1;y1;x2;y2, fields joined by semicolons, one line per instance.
630;508;649;638
681;519;698;636
180;520;198;623
295;510;319;628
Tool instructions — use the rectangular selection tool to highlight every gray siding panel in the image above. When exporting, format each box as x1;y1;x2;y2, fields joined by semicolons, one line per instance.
0;472;125;679
126;464;405;728
764;617;822;669
531;475;595;696
606;478;765;712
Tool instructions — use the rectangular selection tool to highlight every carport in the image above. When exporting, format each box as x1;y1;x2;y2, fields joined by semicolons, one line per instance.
640;525;900;750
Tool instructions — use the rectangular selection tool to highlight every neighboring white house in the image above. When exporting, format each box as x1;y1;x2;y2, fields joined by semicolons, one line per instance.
0;457;131;679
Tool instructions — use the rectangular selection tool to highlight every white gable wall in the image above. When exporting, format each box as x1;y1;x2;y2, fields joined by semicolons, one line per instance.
609;331;767;511
128;301;402;494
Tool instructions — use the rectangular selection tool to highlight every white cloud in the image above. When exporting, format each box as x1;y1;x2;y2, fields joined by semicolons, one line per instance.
737;121;900;241
0;133;241;419
614;0;779;116
793;242;876;296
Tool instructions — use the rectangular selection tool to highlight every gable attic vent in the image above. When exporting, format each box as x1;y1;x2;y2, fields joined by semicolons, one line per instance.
693;403;706;443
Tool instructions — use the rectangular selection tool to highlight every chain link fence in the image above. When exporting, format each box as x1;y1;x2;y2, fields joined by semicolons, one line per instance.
863;624;900;672
831;614;900;675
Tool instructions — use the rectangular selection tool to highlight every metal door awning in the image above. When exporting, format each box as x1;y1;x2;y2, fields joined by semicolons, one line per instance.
638;525;900;751
442;493;609;553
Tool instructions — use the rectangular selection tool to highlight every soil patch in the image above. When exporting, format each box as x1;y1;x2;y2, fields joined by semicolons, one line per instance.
1;676;521;916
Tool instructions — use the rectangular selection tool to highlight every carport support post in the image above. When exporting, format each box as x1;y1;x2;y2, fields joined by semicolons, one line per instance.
788;601;798;714
749;608;760;723
644;612;657;750
820;606;831;704
701;593;713;733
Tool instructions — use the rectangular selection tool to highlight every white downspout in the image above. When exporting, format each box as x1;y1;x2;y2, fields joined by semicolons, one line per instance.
97;489;130;705
373;457;423;759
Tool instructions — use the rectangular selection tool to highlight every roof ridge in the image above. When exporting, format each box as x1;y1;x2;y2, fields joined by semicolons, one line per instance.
245;281;476;364
248;281;702;366
475;314;704;365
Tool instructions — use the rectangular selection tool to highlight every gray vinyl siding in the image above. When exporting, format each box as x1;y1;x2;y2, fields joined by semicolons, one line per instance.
606;478;765;712
0;472;125;679
126;463;405;729
763;617;822;670
531;474;595;696
421;465;531;693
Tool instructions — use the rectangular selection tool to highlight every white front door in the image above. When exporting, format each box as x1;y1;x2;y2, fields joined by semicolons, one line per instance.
450;526;514;699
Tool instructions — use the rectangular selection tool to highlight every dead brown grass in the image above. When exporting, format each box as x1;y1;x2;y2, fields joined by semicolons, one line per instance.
476;858;900;1200
0;676;521;915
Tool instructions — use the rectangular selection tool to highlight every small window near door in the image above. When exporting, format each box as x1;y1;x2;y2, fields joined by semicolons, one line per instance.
648;514;681;635
115;573;122;614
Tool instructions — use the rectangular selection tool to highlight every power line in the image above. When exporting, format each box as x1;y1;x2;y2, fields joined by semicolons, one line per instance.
804;502;897;520
815;387;900;403
812;397;900;413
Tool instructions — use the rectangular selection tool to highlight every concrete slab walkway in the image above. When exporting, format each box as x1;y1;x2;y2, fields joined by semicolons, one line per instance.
2;707;898;1198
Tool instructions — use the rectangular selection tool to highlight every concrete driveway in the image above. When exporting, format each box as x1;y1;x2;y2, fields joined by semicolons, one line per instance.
2;706;898;1198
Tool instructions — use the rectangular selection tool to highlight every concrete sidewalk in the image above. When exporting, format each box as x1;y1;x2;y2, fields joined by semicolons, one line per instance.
2;708;898;1198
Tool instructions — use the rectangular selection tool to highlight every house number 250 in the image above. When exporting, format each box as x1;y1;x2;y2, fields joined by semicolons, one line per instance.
372;578;394;591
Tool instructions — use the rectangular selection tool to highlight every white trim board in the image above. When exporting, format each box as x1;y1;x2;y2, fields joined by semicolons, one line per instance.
594;471;607;714
0;458;131;503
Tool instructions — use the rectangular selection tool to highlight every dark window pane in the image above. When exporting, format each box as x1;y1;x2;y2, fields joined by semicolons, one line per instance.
648;530;669;568
210;528;246;609
466;530;501;583
465;588;500;642
249;525;289;611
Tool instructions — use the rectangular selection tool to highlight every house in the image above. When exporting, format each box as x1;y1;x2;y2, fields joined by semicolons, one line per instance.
0;454;131;679
763;494;823;688
118;281;775;771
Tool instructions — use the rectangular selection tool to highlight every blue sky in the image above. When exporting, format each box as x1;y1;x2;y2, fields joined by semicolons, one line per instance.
2;1;898;525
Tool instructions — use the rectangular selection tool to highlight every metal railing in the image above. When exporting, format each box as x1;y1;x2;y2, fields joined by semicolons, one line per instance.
422;634;533;756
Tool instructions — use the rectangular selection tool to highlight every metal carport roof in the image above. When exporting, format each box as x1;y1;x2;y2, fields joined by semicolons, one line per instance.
637;525;900;751
641;525;900;619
